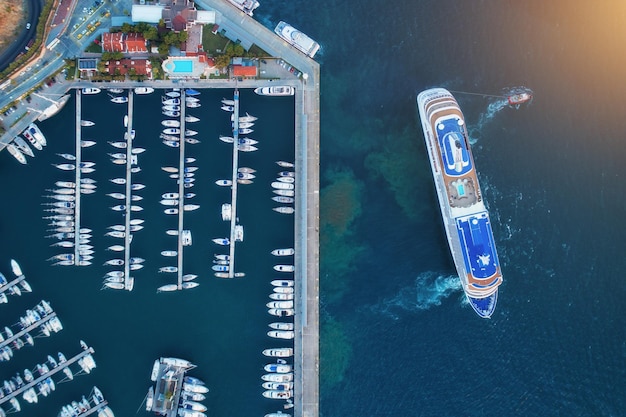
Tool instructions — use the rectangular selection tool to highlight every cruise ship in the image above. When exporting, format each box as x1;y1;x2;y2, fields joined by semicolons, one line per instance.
274;21;320;58
226;0;260;16
417;88;503;318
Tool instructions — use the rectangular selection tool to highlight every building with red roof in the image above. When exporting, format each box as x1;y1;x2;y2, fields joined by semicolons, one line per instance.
232;64;258;78
125;33;147;53
104;58;152;78
101;32;125;53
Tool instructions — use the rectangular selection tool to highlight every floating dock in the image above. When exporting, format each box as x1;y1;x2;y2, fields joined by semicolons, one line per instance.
123;90;134;291
0;342;95;407
74;90;83;264
176;90;187;290
227;90;241;278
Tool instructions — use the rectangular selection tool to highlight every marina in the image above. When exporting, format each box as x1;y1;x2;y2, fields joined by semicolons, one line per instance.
0;341;96;409
0;0;320;415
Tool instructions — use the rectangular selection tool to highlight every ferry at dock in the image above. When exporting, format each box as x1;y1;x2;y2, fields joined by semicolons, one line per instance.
417;88;503;318
274;21;320;58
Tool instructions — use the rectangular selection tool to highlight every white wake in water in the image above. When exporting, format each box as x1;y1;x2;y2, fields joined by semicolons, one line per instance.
364;272;463;320
468;86;534;145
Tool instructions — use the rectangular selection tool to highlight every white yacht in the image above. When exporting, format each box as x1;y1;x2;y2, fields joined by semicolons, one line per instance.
7;144;27;164
135;87;154;95
255;86;295;96
273;207;295;214
268;330;295;339
262;348;293;358
275;20;320;57
14;137;34;157
274;265;295;272
111;96;128;104
82;87;101;94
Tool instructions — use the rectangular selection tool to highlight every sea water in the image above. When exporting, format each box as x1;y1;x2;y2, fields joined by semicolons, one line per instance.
2;0;626;415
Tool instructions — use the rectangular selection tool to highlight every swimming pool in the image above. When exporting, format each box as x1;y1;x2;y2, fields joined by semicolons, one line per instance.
167;60;193;73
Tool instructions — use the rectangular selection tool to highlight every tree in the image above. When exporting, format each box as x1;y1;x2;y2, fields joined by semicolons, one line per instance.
121;22;133;33
158;43;169;55
144;26;158;41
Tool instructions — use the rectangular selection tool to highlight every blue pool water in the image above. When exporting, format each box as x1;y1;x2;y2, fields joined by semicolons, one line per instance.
172;60;193;73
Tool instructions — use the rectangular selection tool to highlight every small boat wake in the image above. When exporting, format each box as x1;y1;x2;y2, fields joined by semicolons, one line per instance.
364;272;462;320
468;86;533;144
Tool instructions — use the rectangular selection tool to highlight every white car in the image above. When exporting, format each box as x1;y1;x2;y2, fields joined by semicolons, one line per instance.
26;23;31;29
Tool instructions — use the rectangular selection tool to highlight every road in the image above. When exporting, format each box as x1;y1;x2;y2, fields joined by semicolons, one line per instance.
0;0;44;73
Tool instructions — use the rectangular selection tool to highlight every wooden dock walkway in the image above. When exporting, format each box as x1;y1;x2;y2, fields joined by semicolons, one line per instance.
0;343;95;407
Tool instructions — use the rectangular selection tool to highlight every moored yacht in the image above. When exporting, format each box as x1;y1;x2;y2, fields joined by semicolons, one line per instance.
7;144;27;164
82;87;101;94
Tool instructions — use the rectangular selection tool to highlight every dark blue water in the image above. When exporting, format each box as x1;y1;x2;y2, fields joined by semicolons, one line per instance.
3;0;626;415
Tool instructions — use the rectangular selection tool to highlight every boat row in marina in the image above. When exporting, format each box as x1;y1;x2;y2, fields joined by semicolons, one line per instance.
7;123;48;165
0;260;32;304
146;357;207;417
57;386;114;417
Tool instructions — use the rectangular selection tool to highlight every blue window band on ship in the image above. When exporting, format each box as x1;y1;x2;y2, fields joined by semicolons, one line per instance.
456;212;499;283
436;118;472;176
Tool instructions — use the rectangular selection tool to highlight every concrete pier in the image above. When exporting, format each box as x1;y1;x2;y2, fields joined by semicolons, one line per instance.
74;90;82;264
0;343;95;407
0;275;26;296
123;90;134;291
0;312;58;350
176;90;187;290
227;90;240;278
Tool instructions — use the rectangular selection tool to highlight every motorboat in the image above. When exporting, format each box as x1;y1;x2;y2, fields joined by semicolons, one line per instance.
29;123;47;146
182;282;199;290
10;259;23;277
267;300;294;309
164;208;178;215
278;171;295;178
262;348;293;358
81;120;95;127
268;330;295;339
263;390;293;399
162;105;180;112
130;219;144;225
273;189;295;197
237;172;255;180
159;266;178;273
272;280;294;287
105;231;125;238
160;199;179;206
166;230;178;236
82;87;101;94
221;104;233;112
215;179;232;187
104;259;124;266
163;128;180;135
185;129;198;136
110;178;126;185
277;161;295;168
186;138;201;145
182;383;208;394
103;282;124;290
277;176;295;183
239;127;253;134
55;181;75;188
212;238;229;246
107;192;126;200
264;362;293;373
181;401;207;412
212;265;229;272
107;245;125;252
166;91;181;98
135;87;154;94
108;141;127;149
270;293;294;300
161;250;177;257
109;88;124;93
274;265;295;272
14;137;34;157
163;140;179;148
23;130;43;150
262;373;293;382
181;391;205;402
184;204;200;211
81;140;96;148
238;144;258;152
254;86;295;96
111;96;128;103
273;207;295;214
186;88;200;96
185;115;200;123
157;284;178;293
272;181;294;190
186;101;201;108
163;110;180;117
131;184;146;190
180;273;198;282
132;147;146;154
269;308;295;317
221;203;232;221
272;196;295;203
53;163;75;171
110;205;125;211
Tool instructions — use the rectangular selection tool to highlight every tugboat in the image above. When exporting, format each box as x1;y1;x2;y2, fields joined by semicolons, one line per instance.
507;91;532;107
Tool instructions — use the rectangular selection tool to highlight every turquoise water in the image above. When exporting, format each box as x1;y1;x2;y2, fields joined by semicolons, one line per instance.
172;60;193;73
